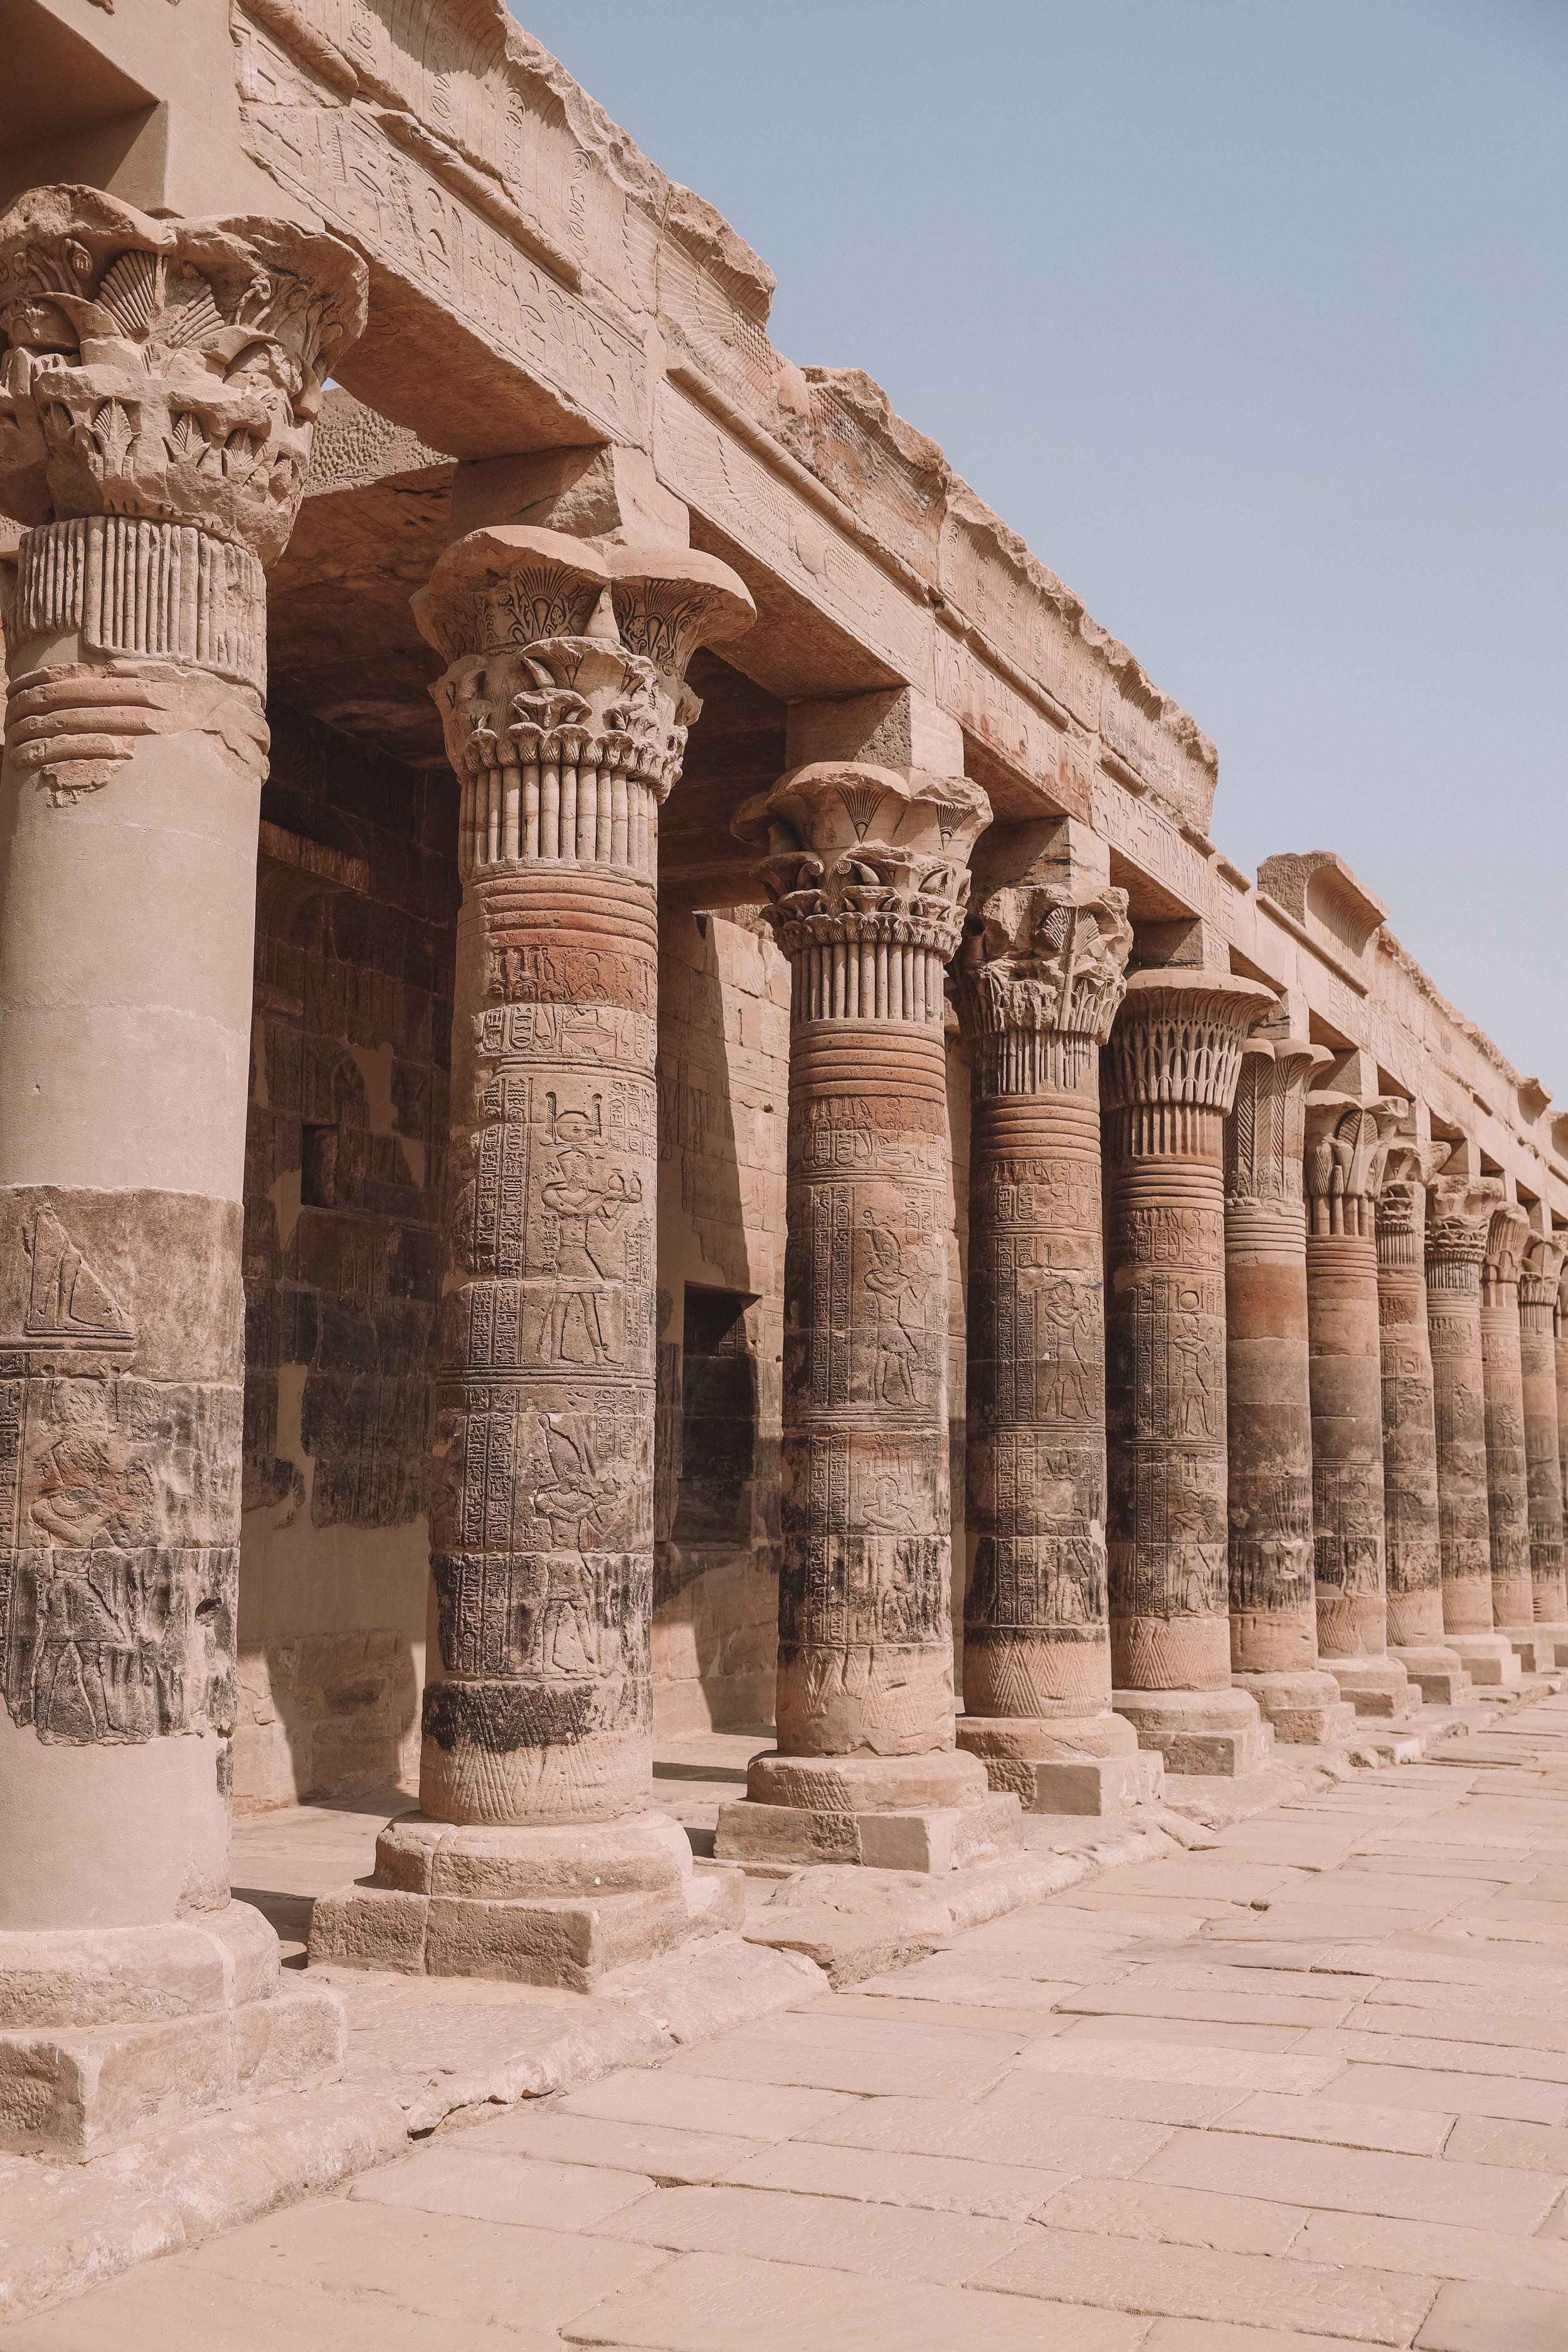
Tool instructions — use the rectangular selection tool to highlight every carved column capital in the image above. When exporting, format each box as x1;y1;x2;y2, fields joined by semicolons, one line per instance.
954;882;1131;1097
734;761;991;1025
1224;1038;1326;1210
0;184;366;799
1520;1232;1567;1318
1481;1202;1530;1305
1376;1136;1444;1266
415;525;753;884
1101;968;1275;1158
1424;1175;1503;1287
1303;1094;1408;1242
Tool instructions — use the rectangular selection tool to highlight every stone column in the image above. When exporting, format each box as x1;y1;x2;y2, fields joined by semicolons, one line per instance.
1303;1096;1417;1724
953;881;1161;1813
310;521;756;1984
0;186;364;2154
716;755;1022;1871
1480;1204;1538;1661
1426;1171;1520;1685
1375;1144;1471;1703
1559;1265;1568;1620
1101;966;1278;1775
1517;1221;1567;1665
1223;1042;1356;1743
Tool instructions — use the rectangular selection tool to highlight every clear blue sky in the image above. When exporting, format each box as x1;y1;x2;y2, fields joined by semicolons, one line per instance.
512;1;1567;1099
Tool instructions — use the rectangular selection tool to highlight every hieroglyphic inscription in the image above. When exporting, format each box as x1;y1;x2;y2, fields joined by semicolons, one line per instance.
240;68;647;445
0;1196;240;1747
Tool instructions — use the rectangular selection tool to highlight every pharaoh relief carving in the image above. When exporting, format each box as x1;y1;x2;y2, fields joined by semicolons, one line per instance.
734;761;990;1755
0;184;364;797
415;525;751;1822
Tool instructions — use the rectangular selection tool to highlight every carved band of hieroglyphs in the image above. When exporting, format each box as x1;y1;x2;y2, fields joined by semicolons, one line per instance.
0;1188;243;1748
11;517;267;691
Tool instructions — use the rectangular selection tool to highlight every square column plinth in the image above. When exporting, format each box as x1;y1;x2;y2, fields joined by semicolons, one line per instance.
714;1751;1022;1871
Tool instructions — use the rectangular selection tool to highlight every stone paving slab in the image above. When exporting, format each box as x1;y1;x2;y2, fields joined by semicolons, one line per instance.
11;1692;1568;2344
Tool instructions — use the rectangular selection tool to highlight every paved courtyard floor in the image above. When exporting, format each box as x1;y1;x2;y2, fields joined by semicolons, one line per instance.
10;1700;1568;2349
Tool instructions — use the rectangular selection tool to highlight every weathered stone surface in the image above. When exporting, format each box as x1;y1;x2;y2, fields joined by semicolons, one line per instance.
1427;1171;1521;1685
955;879;1136;1793
1102;968;1275;1768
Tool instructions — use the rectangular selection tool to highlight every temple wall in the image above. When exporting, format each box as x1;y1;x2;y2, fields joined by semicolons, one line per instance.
236;707;457;1809
653;908;788;1732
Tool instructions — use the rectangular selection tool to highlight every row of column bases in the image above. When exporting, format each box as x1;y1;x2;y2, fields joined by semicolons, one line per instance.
318;531;1568;1976
2;189;1565;2143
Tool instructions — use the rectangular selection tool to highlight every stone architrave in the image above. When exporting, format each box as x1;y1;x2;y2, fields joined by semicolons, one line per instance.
1517;1222;1567;1665
1480;1204;1537;1660
309;522;757;1984
1302;1096;1418;1724
1375;1142;1472;1703
715;758;1023;1870
1101;966;1278;1776
1426;1170;1520;1687
0;185;365;2154
953;881;1162;1813
1223;1041;1357;1743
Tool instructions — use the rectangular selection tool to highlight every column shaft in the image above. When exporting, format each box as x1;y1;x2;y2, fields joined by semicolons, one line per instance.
1103;967;1276;1775
1480;1205;1535;1643
1304;1097;1414;1720
718;756;1022;1867
310;522;758;1981
956;884;1155;1811
1519;1231;1567;1661
0;183;364;2154
1426;1173;1520;1687
1224;1042;1355;1742
1375;1150;1470;1702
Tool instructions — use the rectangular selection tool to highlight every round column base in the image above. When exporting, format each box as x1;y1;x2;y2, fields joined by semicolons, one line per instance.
1321;1656;1421;1724
0;1904;344;2161
1446;1633;1523;1688
1111;1687;1274;1778
957;1713;1161;1814
1389;1644;1475;1707
308;1811;741;1991
1232;1670;1359;1745
714;1749;1023;1872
